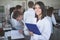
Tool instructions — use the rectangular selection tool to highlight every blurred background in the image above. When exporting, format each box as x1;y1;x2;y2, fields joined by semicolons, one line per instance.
0;0;60;40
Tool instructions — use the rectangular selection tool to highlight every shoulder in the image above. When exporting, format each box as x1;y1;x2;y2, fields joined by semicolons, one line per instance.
30;9;35;12
42;16;51;23
24;10;29;15
42;16;52;28
27;8;35;12
11;18;18;25
24;10;28;14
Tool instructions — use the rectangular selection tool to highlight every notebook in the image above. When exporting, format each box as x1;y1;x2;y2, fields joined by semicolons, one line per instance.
25;23;41;35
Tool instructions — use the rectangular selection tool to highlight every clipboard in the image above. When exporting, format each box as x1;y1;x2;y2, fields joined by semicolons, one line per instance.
25;23;41;35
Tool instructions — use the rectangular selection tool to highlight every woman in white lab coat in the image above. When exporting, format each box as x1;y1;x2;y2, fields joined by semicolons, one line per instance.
28;1;52;40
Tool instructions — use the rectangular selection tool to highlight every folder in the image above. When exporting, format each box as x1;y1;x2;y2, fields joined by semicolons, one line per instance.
25;23;41;35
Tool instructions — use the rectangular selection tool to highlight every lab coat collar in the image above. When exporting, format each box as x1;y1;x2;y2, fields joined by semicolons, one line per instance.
36;16;47;23
12;18;19;22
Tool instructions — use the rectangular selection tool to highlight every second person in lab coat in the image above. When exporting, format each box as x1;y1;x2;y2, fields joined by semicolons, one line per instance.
24;1;35;22
11;11;25;40
47;7;57;26
28;1;52;40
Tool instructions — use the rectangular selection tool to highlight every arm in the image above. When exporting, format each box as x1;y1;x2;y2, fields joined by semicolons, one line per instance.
41;20;52;40
23;12;28;22
24;24;30;36
52;14;57;25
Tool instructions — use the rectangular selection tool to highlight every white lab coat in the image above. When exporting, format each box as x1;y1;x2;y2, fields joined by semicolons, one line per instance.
24;16;52;40
24;18;37;36
24;8;35;22
23;8;35;36
51;14;57;25
46;16;53;34
10;18;24;39
47;14;57;25
47;14;57;34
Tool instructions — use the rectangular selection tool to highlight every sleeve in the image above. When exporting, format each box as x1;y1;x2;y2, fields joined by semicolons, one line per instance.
23;12;27;22
34;19;52;40
23;12;30;35
22;20;30;36
23;23;30;36
51;14;57;25
42;20;52;40
11;19;21;30
11;22;19;30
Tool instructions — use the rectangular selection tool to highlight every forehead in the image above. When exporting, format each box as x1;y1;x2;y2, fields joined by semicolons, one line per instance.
19;15;23;16
35;4;40;8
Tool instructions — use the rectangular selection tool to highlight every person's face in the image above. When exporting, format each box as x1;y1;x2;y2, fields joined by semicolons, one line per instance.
17;15;23;21
34;4;42;16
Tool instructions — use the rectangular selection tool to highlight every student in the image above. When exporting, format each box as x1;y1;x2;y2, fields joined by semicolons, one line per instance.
11;5;23;19
24;1;35;22
47;7;57;26
47;7;60;40
47;7;57;34
11;11;25;40
10;5;24;27
23;1;35;40
26;1;52;40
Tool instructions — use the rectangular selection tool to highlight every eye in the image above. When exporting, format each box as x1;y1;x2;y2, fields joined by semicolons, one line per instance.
33;7;35;10
39;7;41;9
34;7;37;9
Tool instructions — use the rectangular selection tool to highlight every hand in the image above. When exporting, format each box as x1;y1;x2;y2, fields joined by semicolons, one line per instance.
54;24;60;29
19;30;23;33
29;31;33;36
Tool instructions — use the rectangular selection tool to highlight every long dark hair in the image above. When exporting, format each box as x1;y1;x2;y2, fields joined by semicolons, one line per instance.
35;1;47;20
